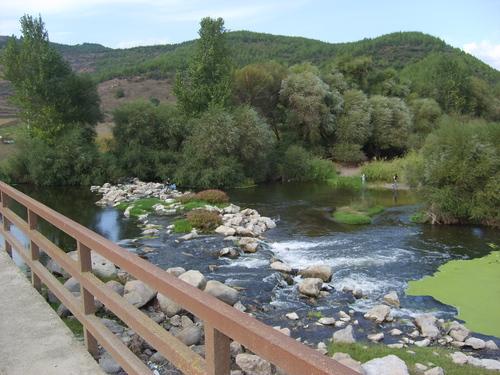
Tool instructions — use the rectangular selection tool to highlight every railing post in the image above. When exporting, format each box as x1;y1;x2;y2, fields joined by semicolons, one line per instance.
77;241;99;358
1;191;12;257
27;209;42;291
205;323;231;375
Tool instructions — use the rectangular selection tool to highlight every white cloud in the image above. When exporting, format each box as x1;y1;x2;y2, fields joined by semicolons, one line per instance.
463;40;500;70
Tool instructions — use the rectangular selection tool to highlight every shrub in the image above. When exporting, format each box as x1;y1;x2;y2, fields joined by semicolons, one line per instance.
278;145;335;182
177;193;196;204
332;208;371;225
331;143;367;164
114;87;125;98
186;210;222;232
194;189;229;204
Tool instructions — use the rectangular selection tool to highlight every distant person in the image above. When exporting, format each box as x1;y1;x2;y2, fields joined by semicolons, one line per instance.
170;183;177;191
361;173;366;184
392;174;398;191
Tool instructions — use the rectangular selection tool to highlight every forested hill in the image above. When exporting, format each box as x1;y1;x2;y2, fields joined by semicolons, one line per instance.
1;31;499;84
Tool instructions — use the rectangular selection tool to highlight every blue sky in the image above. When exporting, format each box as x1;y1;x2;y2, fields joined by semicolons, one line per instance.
1;0;500;69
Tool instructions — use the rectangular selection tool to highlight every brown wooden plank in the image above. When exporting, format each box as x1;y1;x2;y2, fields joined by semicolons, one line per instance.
205;323;231;375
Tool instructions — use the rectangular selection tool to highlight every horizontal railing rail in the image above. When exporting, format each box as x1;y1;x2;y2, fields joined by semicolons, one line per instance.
0;181;357;375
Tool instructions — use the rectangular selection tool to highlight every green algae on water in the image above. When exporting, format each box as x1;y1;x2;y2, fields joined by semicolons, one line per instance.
407;251;500;337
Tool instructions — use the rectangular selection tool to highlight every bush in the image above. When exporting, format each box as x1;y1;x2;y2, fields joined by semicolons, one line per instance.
114;87;125;98
331;143;367;164
278;145;335;182
186;210;222;232
414;118;499;226
360;151;422;185
194;189;229;204
173;219;193;233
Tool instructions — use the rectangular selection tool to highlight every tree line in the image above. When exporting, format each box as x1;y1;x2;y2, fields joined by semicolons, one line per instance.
0;15;498;226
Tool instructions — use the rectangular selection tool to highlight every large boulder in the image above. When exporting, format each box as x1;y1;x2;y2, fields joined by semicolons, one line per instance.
204;280;239;305
364;305;391;324
63;277;81;293
235;354;272;375
383;291;400;308
157;294;183;317
99;352;121;374
332;325;355;344
105;280;124;296
362;355;409;375
175;325;202;346
415;314;440;339
464;337;486;350
270;262;292;273
166;267;186;277
299;265;332;282
215;225;236;237
239;237;259;253
123;280;156;308
68;251;117;280
179;270;206;290
298;278;323;298
447;321;470;342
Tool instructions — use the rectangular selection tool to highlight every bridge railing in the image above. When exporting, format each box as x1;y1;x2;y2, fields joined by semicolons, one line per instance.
0;181;357;375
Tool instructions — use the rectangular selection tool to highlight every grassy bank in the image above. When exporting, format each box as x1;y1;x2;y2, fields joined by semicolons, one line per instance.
407;249;500;337
328;342;498;375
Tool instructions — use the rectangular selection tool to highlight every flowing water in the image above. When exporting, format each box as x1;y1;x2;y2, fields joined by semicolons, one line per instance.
10;183;500;344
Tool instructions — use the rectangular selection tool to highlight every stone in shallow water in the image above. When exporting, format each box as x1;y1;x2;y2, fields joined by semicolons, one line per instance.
298;265;333;282
364;304;391;323
332;325;355;344
464;337;486;349
298;278;323;297
204;280;239;305
447;321;470;342
331;352;364;373
235;354;272;375
415;314;440;339
286;312;299;320
383;290;401;307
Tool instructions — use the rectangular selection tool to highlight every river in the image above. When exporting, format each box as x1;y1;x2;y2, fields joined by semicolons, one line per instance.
12;183;500;345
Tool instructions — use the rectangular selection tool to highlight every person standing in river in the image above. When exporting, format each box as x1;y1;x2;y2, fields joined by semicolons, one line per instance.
392;174;398;191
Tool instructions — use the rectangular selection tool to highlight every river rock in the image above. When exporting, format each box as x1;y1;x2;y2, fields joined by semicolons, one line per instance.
299;265;333;282
271;261;292;273
415;338;431;347
331;352;364;373
179;270;206;289
47;258;70;278
223;204;241;214
166;267;186;277
464;337;486;349
157;293;183;317
286;312;299;320
383;291;400;308
204;280;239;305
179;230;198;241
424;367;444;375
447;321;469;342
332;325;355;344
364;305;391;324
319;317;336;325
99;352;121;374
175;325;202;346
68;251;117;280
235;354;272;375
485;340;499;350
105;280;124;296
123;280;156;308
390;329;403;336
63;277;81;293
219;247;240;259
480;359;500;371
101;318;125;335
415;314;440;339
362;355;409;375
261;217;276;229
298;278;323;297
239;237;259;253
450;351;468;365
215;225;236;237
368;332;384;342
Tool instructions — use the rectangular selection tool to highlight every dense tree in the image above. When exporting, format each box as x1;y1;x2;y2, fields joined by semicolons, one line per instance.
174;17;232;115
279;70;340;145
232;61;287;138
111;101;186;181
335;55;373;91
408;98;442;148
336;89;372;145
414;118;499;226
175;106;274;188
2;15;101;140
368;95;412;156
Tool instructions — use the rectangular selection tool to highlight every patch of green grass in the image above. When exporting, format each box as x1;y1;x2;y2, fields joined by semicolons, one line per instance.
180;200;229;211
307;310;323;319
333;208;372;225
63;317;84;336
173;219;193;233
410;211;428;223
407;250;500;337
328;176;362;190
364;205;385;217
328;342;497;375
117;197;165;217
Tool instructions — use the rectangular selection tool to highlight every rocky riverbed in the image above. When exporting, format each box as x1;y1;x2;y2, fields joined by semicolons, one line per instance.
20;180;497;374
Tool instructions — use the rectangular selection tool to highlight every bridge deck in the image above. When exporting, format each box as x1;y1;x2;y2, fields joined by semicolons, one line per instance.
0;250;105;375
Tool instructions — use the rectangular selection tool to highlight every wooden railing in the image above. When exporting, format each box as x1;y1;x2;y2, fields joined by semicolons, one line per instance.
0;181;357;375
